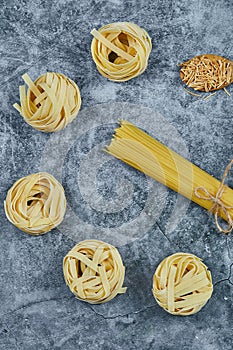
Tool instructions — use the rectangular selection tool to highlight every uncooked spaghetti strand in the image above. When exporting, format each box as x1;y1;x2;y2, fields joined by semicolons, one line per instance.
106;121;233;225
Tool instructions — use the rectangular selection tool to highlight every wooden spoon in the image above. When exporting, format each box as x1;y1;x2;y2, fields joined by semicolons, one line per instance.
179;54;233;92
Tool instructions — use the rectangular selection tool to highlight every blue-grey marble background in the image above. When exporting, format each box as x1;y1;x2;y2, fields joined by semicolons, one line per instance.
0;0;233;349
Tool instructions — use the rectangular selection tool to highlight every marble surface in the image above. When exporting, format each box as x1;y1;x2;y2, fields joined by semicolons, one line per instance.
0;0;233;349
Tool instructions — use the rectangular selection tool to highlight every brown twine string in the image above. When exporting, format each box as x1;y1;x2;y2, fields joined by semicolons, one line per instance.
195;159;233;234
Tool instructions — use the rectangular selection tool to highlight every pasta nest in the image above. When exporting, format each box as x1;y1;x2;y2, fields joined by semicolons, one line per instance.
91;22;152;82
4;172;66;235
13;72;81;132
63;240;127;304
152;253;213;316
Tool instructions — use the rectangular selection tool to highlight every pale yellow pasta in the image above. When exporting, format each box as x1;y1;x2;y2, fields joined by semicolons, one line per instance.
152;253;213;316
4;172;66;235
106;121;233;231
13;72;81;132
63;240;127;304
91;22;152;82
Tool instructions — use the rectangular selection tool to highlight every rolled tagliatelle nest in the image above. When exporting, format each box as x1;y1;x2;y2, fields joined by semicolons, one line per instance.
4;172;66;235
13;72;81;132
91;22;152;82
152;253;213;316
63;239;127;304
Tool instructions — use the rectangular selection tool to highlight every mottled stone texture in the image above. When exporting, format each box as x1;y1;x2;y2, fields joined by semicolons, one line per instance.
0;0;233;349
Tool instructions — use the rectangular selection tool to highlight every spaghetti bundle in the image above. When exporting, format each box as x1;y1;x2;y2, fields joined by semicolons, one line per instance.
179;54;233;92
152;253;213;316
63;240;127;304
106;121;233;233
4;172;66;235
91;22;152;82
13;72;81;132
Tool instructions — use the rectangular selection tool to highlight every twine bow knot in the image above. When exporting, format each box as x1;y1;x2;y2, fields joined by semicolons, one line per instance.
195;159;233;234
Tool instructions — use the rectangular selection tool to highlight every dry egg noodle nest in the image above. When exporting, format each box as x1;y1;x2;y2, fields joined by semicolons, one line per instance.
179;54;233;92
63;240;127;304
13;72;81;132
4;172;66;235
152;253;213;316
91;22;152;82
